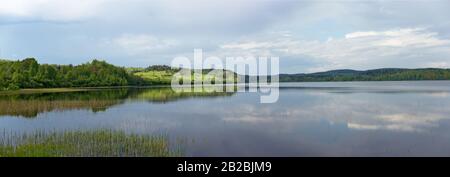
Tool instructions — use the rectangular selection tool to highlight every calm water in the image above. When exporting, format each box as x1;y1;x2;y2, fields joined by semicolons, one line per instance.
1;81;450;157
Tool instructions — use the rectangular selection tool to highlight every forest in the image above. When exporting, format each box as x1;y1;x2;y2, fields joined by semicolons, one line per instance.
279;68;450;82
0;58;144;91
2;58;450;91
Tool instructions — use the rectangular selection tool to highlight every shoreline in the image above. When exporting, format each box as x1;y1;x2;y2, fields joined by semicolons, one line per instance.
2;80;450;95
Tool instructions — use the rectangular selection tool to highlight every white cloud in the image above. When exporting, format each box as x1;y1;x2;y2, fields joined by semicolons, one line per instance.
0;0;297;29
426;62;450;68
0;0;107;21
345;31;379;39
111;34;178;55
1;0;449;70
347;123;380;130
221;42;275;50
217;28;450;72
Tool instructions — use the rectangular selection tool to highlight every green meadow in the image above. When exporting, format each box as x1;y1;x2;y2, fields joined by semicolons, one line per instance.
133;69;239;85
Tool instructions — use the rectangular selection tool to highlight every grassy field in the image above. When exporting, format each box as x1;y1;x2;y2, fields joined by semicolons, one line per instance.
134;70;177;85
0;68;240;94
0;130;183;157
134;69;239;85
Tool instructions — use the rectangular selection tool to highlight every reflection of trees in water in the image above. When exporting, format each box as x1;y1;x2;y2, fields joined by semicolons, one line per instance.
0;89;129;118
0;87;236;118
130;87;235;103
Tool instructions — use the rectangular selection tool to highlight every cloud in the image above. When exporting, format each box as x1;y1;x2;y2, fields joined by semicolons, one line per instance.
426;62;450;68
345;28;449;47
347;123;380;131
0;0;107;21
1;0;450;71
0;0;298;33
217;28;450;72
111;34;178;55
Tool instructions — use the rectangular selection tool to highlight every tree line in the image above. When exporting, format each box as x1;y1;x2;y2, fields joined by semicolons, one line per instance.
2;58;450;91
0;58;144;90
280;68;450;82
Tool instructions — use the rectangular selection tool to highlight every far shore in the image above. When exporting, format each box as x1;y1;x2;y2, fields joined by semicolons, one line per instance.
0;86;170;95
2;80;450;95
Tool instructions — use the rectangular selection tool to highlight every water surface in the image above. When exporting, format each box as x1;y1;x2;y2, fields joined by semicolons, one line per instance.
1;81;450;156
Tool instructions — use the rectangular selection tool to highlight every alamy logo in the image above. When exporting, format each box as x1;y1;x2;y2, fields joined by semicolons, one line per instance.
170;49;279;103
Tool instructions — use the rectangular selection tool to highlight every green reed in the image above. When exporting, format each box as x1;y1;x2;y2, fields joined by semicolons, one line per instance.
0;129;183;157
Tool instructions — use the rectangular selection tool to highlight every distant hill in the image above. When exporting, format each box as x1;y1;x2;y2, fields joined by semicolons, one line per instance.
133;66;450;83
3;58;450;91
279;68;450;82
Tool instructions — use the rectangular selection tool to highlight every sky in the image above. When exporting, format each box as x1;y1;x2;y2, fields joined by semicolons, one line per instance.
0;0;450;73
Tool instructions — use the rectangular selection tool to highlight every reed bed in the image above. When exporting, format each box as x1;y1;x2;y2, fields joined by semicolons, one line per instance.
0;129;183;157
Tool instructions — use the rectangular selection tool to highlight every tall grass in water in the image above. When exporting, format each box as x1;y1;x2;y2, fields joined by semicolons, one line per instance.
0;130;183;157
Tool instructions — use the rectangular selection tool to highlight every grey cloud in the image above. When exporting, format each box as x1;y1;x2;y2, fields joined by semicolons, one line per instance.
1;0;450;71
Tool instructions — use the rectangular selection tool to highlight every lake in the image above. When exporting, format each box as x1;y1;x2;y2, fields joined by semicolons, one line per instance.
1;81;450;157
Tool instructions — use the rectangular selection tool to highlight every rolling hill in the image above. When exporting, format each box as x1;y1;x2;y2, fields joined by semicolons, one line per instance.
279;68;450;82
